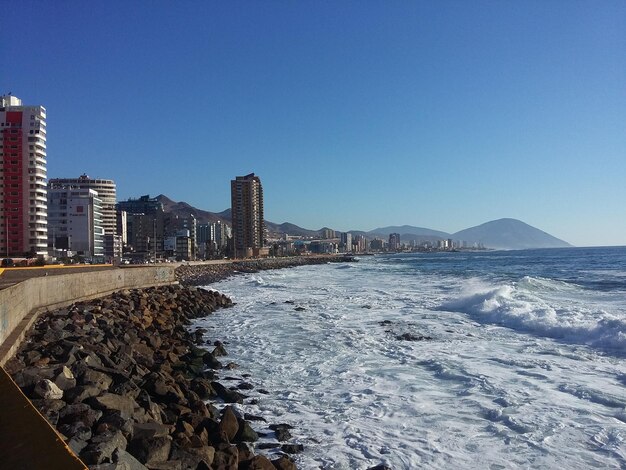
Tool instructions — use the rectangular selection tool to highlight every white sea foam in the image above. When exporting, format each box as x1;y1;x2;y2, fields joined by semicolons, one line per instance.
440;278;626;354
194;255;626;469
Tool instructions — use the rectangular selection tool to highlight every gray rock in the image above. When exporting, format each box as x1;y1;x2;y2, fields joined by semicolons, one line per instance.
211;445;237;469
132;421;172;440
68;436;89;456
81;429;128;465
33;379;63;400
170;444;215;468
218;406;239;442
55;366;77;391
58;403;103;428
272;456;297;470
113;449;149;470
281;443;304;454
14;366;56;389
58;422;92;441
256;443;280;450
212;382;244;404
212;342;227;357
235;420;258;442
82;368;114;390
128;435;172;465
243;413;266;422
243;455;275;469
90;393;139;419
65;384;102;403
272;426;292;442
203;352;222;370
87;449;149;470
190;378;215;399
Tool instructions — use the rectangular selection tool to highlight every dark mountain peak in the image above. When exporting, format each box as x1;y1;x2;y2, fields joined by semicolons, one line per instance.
265;222;320;238
156;194;230;224
155;194;173;203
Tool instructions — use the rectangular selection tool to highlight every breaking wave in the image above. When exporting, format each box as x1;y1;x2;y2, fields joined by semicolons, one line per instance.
440;277;626;355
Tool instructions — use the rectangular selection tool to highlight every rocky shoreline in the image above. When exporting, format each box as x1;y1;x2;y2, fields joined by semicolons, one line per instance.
175;255;356;287
5;285;300;469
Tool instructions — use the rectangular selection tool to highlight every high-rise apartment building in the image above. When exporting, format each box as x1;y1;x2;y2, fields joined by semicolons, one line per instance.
49;175;117;236
47;187;104;258
117;195;163;257
0;95;48;257
340;232;352;253
389;233;401;251
231;173;266;258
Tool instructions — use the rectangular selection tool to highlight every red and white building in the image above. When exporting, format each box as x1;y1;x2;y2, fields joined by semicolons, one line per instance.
0;95;48;257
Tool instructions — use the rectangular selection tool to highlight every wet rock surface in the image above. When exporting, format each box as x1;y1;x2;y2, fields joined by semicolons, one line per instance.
6;285;301;469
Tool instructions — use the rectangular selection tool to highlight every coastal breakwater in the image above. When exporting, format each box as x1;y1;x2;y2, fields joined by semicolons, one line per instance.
5;285;300;469
0;255;354;364
176;255;356;286
0;255;355;469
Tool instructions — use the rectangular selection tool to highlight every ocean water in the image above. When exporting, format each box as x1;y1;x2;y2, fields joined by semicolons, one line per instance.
194;247;626;469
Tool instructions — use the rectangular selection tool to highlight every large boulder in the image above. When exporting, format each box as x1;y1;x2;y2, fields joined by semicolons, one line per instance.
170;444;215;468
64;384;102;404
235;420;259;442
272;456;297;470
269;424;292;442
128;435;173;466
81;369;113;391
80;430;128;465
89;449;148;470
58;403;103;428
89;393;140;420
211;444;238;470
211;382;244;404
240;455;276;470
218;407;239;442
54;366;77;391
33;379;63;400
132;421;172;440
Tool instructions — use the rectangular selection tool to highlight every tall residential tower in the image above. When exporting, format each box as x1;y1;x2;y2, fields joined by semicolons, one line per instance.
231;173;266;258
0;95;48;257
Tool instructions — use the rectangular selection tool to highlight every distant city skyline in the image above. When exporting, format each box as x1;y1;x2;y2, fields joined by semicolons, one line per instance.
2;2;624;247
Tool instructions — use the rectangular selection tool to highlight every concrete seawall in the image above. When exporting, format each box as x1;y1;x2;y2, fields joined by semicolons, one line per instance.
0;265;177;366
0;265;178;469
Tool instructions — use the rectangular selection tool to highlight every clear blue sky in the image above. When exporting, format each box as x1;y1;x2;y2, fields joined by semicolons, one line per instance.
2;1;624;246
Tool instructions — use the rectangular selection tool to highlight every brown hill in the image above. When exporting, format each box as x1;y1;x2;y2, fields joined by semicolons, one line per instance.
155;195;321;237
156;195;231;224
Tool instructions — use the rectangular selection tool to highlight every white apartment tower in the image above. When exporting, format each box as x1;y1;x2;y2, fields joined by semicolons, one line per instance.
48;187;104;258
0;94;48;257
49;174;117;236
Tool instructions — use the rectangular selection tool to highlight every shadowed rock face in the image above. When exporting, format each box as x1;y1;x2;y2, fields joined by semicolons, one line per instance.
5;285;300;469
